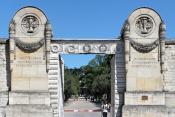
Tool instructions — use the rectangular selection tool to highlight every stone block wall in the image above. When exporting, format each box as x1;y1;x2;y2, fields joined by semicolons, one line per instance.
0;42;8;117
9;92;50;105
122;105;167;117
164;44;175;91
0;43;7;91
49;51;64;117
125;92;165;105
111;41;125;117
6;105;52;117
4;6;53;117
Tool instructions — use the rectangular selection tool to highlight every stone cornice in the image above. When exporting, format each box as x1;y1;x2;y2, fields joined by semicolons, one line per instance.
165;40;175;45
0;39;7;44
50;39;121;54
51;38;120;43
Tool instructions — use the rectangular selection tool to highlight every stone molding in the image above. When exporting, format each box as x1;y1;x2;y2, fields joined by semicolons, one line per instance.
51;40;118;54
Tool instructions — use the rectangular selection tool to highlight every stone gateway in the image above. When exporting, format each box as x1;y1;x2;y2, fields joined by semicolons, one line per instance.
0;6;175;117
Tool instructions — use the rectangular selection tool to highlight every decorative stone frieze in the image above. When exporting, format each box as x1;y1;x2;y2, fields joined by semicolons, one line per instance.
51;40;117;54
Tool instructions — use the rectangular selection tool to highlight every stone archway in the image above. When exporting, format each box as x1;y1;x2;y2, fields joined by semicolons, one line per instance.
1;6;175;117
6;6;126;117
49;40;126;117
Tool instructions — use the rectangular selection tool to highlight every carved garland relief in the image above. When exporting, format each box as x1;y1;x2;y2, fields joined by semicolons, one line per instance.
130;38;159;53
129;15;158;53
13;14;44;52
15;38;44;52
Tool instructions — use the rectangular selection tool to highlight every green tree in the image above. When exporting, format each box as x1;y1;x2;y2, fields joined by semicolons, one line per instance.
81;55;112;102
64;67;80;101
64;55;113;102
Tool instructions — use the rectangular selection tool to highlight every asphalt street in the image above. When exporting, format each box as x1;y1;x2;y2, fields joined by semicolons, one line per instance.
64;99;110;117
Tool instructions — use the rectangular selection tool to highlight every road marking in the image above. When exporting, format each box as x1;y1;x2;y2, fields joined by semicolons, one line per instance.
64;109;101;112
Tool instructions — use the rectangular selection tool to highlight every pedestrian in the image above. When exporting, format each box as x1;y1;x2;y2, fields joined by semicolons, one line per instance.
101;101;109;117
107;102;111;112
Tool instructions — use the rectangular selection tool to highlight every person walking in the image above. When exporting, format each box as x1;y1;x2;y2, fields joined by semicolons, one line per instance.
101;101;109;117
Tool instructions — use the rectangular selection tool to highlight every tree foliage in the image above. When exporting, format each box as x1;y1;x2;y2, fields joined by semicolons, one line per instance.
64;55;113;102
64;67;80;101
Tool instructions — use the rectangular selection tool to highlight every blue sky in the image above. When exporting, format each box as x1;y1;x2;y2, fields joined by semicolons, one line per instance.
1;0;175;68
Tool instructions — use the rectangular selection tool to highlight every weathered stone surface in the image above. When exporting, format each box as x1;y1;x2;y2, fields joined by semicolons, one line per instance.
11;47;48;91
122;105;167;117
10;7;49;91
6;6;53;117
122;7;166;117
0;91;8;107
48;53;59;117
51;40;118;54
0;107;5;117
125;92;165;105
164;45;175;91
48;53;64;117
0;44;7;91
168;108;175;117
111;42;125;117
9;92;50;106
123;106;175;117
6;105;53;117
125;8;163;92
165;93;175;107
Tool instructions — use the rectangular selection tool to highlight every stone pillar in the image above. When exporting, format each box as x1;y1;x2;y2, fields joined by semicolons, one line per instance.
111;55;117;117
49;44;64;117
159;22;166;85
6;7;53;117
123;21;130;75
49;50;59;117
0;46;8;116
122;7;167;117
45;22;52;71
111;42;125;117
59;57;64;117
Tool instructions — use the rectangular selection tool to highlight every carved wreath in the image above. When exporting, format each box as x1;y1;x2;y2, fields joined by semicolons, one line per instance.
130;38;159;53
15;38;44;52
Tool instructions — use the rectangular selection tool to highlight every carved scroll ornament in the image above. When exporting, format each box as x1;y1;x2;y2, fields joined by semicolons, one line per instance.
130;38;159;53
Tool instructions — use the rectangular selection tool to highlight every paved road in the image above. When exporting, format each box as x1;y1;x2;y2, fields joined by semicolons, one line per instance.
64;99;110;117
64;99;100;110
64;112;102;117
